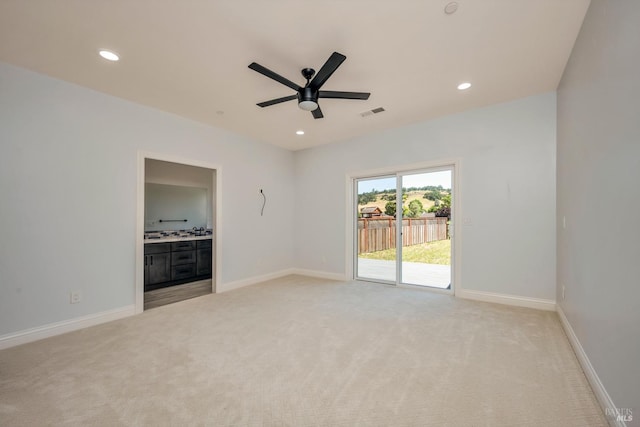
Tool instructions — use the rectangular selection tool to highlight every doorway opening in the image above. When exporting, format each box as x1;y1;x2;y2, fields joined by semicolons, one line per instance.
136;154;220;313
354;166;454;291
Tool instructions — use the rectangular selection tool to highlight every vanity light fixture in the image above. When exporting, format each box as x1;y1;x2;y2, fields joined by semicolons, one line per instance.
99;50;119;61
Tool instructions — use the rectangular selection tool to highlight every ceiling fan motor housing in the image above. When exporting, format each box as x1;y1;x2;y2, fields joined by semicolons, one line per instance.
298;87;319;110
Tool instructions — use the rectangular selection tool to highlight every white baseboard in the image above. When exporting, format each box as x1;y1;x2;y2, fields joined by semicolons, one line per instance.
557;306;625;427
290;268;348;281
216;268;297;293
216;268;348;294
456;288;556;311
0;305;136;350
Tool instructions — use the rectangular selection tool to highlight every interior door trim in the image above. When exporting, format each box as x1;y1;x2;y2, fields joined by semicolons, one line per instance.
136;151;222;314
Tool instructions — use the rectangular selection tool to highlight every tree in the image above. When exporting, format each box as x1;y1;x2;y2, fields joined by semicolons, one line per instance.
423;190;441;201
407;199;424;218
434;206;450;218
358;191;377;205
386;199;426;218
382;192;408;202
428;194;451;218
384;201;396;216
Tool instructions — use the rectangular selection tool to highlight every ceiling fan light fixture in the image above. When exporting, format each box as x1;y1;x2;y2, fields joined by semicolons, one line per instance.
298;100;318;111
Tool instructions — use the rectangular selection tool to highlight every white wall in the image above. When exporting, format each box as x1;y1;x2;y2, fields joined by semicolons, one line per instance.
146;158;214;188
0;61;295;336
557;0;640;415
294;92;557;301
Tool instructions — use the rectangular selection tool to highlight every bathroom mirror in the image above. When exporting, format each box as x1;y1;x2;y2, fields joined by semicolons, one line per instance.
145;183;207;231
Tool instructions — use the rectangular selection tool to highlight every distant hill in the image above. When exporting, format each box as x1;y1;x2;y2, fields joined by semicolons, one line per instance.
358;191;436;215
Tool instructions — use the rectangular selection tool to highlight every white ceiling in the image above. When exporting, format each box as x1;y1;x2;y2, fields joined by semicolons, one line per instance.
0;1;590;151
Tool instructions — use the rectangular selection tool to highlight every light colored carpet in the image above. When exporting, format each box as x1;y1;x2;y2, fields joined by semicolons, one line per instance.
0;275;607;426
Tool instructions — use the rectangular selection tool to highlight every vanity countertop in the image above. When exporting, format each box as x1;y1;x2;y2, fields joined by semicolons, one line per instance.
144;229;212;244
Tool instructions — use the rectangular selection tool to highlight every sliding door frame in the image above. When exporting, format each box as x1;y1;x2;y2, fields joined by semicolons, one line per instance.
347;159;461;295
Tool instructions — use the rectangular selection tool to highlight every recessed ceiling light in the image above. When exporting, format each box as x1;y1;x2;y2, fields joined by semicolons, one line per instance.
98;50;119;61
444;2;459;14
457;82;472;90
296;130;305;135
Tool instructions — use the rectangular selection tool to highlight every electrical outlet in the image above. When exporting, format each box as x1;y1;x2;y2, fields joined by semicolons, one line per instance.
562;285;566;300
70;291;82;304
562;216;566;229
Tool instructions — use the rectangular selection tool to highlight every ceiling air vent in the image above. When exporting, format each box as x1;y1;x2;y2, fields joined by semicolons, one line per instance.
360;107;386;118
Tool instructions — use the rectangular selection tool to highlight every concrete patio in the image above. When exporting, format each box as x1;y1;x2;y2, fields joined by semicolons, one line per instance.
357;258;451;289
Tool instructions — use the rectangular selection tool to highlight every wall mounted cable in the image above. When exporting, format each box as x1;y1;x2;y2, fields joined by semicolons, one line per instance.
260;189;266;216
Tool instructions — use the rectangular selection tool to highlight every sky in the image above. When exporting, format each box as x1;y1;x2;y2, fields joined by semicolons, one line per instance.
357;170;452;194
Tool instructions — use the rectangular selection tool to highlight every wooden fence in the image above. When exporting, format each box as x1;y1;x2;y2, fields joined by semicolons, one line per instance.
357;217;448;254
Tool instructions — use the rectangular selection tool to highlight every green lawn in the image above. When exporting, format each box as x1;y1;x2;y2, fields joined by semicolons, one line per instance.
359;239;451;265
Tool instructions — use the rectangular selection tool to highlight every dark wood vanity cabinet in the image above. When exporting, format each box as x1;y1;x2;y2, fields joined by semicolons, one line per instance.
171;241;196;253
170;240;196;280
196;239;212;276
144;243;171;286
144;238;212;291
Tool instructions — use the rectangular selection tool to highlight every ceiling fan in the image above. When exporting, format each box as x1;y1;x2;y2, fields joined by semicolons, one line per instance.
248;52;370;119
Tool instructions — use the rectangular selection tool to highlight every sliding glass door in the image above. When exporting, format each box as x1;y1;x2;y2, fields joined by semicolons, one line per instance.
355;167;453;290
399;170;452;289
355;176;397;283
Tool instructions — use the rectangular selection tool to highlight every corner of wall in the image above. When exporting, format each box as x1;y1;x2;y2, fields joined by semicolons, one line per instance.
556;306;626;427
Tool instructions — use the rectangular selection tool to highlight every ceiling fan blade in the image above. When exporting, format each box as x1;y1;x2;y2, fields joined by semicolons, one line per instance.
319;90;370;100
257;95;298;108
308;52;346;90
248;62;302;91
311;106;324;119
